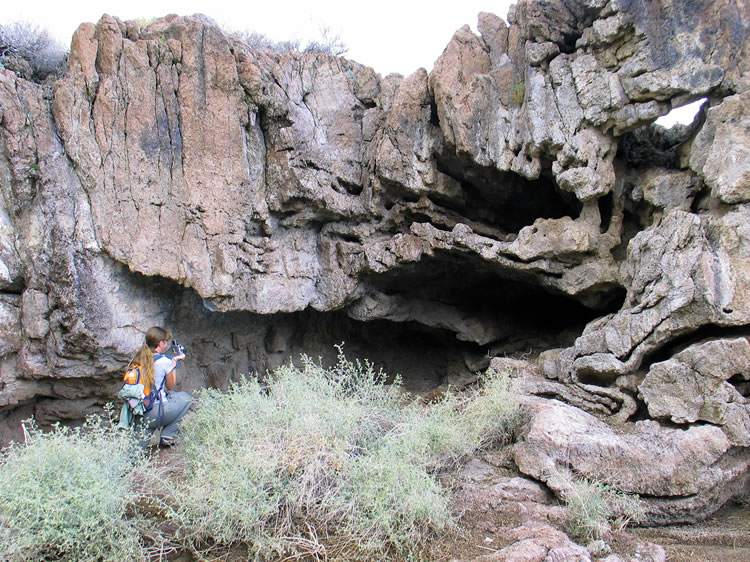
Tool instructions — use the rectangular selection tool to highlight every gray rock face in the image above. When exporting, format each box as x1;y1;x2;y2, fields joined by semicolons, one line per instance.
514;394;750;525
639;337;750;446
0;0;749;525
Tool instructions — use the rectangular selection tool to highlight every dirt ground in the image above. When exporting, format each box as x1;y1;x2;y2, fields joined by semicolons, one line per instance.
153;444;750;562
633;502;750;562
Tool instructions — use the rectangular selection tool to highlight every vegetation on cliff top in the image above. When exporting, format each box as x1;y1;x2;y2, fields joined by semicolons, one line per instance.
0;21;67;81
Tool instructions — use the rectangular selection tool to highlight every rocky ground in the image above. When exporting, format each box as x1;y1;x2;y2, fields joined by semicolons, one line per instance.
152;434;750;562
439;451;750;562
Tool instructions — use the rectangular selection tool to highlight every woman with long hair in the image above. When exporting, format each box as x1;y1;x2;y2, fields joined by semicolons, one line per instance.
134;326;191;446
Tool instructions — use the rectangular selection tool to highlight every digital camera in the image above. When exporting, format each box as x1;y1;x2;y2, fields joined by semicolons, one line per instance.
171;340;186;355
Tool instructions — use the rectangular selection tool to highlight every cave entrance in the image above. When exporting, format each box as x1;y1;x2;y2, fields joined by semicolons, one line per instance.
169;250;623;398
170;299;472;395
431;150;583;233
343;253;624;389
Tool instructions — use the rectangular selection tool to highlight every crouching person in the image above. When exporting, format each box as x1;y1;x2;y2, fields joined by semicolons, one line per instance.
121;326;191;447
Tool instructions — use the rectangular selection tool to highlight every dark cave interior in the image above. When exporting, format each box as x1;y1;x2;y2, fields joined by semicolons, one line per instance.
432;150;583;233
168;251;626;395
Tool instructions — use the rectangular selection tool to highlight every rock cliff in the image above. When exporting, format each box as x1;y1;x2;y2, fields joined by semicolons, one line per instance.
0;0;748;525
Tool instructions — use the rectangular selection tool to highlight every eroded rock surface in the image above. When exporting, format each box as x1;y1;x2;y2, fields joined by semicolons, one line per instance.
640;337;750;446
0;0;749;526
513;392;750;524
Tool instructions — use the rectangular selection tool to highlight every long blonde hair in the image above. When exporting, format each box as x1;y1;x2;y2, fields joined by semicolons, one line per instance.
132;326;172;389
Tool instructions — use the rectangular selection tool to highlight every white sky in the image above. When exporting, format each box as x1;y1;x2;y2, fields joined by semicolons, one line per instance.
1;0;514;77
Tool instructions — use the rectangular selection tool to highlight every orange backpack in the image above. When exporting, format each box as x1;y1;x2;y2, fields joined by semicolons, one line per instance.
122;364;157;411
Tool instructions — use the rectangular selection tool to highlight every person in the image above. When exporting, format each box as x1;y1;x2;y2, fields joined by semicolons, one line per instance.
131;326;191;447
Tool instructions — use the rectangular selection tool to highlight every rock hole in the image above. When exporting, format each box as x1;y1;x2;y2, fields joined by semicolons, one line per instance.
429;100;440;127
338;178;363;195
619;101;706;169
638;325;750;372
433;151;582;232
728;374;750;398
654;98;707;129
598;192;613;233
559;31;582;54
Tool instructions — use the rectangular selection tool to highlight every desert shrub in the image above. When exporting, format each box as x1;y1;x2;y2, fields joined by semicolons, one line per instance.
510;80;526;105
0;21;67;81
563;473;646;542
232;26;347;56
171;349;518;560
131;17;158;28
303;26;347;56
233;30;301;54
0;417;151;561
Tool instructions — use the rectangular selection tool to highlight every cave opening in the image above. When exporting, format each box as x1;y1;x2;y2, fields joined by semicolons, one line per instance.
619;100;706;170
431;150;583;233
654;98;707;129
351;253;624;381
164;251;625;398
170;297;476;395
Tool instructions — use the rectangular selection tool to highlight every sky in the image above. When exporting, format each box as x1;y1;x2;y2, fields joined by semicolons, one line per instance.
1;0;514;77
1;0;698;126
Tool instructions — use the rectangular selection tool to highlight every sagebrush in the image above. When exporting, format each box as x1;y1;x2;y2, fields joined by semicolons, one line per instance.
562;471;646;542
0;417;149;561
171;348;518;559
0;21;67;81
0;349;518;561
233;25;347;56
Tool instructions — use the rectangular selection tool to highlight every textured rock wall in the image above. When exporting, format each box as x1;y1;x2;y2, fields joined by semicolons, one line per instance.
0;0;748;523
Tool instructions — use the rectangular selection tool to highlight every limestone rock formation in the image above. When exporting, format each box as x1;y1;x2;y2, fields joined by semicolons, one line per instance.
639;337;750;446
0;0;749;527
514;394;750;525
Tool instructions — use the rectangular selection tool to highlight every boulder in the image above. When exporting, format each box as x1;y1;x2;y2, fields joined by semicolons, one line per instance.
639;337;750;446
513;397;750;524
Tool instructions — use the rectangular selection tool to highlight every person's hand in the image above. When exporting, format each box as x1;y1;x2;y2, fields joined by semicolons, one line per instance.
174;353;185;361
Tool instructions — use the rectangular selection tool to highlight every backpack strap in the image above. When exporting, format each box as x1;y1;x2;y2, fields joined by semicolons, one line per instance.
154;372;168;428
149;355;170;427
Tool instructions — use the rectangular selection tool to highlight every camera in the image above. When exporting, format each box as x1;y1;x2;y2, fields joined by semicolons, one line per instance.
171;340;186;356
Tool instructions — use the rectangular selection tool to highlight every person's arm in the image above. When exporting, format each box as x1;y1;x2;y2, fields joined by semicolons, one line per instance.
165;358;178;390
165;370;177;390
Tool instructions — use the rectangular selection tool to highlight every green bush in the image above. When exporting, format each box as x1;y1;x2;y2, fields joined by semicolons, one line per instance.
0;417;150;561
171;349;518;560
0;351;518;561
510;80;525;105
563;473;645;542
